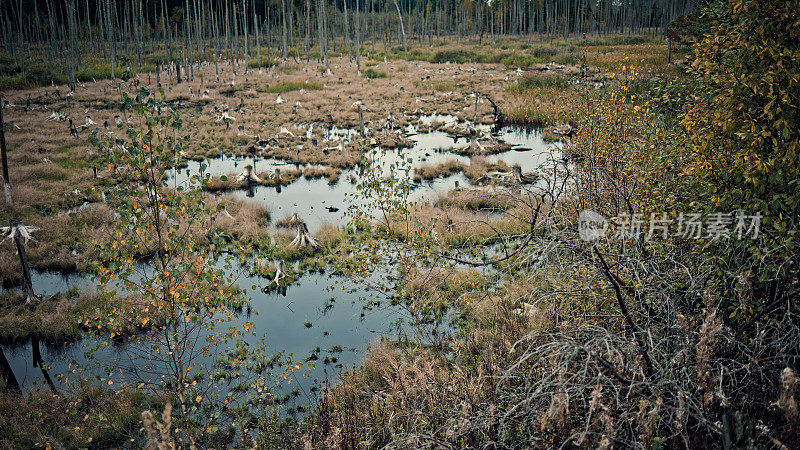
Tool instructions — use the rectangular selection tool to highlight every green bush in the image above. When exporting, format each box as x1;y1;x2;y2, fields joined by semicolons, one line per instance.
247;58;279;69
0;63;67;90
684;0;800;324
363;68;387;79
430;50;478;64
529;47;558;59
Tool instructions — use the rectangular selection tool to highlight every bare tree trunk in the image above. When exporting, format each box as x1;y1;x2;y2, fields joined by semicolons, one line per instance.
226;0;234;75
106;0;116;81
355;0;361;72
65;1;77;91
305;0;311;62
667;36;672;64
343;0;351;60
392;0;407;59
15;0;25;75
281;0;288;61
239;0;246;75
254;0;261;70
9;219;35;302
317;0;329;73
0;92;11;205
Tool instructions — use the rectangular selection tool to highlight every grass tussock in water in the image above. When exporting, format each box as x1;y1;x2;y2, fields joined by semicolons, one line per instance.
414;156;516;184
434;189;516;211
0;288;101;344
303;284;535;446
0;202;112;287
303;166;342;184
209;195;272;241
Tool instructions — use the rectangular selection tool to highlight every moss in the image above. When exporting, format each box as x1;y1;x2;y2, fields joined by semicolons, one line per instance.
54;157;92;171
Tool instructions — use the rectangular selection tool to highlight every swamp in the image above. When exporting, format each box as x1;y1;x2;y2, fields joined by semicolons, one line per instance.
0;0;798;448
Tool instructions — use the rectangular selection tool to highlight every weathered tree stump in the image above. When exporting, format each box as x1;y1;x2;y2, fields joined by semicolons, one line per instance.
2;218;38;303
289;221;319;250
236;165;262;184
274;260;287;285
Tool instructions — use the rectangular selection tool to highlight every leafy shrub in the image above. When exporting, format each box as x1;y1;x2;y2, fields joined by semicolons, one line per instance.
363;68;387;79
430;50;478;64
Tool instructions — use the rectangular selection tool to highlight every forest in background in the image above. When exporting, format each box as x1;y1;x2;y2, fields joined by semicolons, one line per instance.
1;0;695;90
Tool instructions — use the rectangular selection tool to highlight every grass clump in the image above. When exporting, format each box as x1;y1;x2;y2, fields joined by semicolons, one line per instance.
435;190;515;211
508;74;571;93
0;288;102;344
363;68;387;79
263;80;322;93
247;58;279;69
413;160;464;182
503;83;580;126
431;49;478;64
303;166;341;184
0;384;159;448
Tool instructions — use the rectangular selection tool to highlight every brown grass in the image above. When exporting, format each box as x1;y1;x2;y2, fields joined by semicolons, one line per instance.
208;195;271;242
0;289;102;344
414;159;464;182
0;203;113;286
303;165;342;184
0;383;153;448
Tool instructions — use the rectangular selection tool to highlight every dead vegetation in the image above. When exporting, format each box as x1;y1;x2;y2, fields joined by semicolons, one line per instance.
0;383;155;448
0;288;101;344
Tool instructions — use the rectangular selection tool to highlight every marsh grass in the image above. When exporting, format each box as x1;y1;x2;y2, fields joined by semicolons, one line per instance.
507;73;571;93
304;280;532;447
303;166;341;184
363;69;387;79
0;288;101;344
413;159;464;182
0;383;158;448
413;157;512;184
0;58;153;90
434;189;515;211
0;202;113;286
402;42;578;68
263;81;323;93
376;201;529;248
210;195;272;243
504;84;581;125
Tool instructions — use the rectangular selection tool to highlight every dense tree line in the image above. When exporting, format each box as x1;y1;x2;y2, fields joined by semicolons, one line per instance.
1;0;695;88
